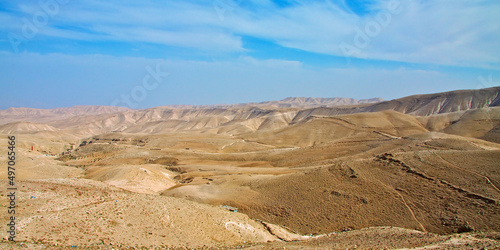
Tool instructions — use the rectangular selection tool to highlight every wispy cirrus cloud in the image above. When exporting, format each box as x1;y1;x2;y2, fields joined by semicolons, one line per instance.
3;0;245;52
2;0;499;68
218;0;500;68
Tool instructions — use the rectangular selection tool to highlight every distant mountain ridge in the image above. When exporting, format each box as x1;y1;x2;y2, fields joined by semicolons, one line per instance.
0;105;131;124
2;105;130;116
164;97;384;109
291;87;500;123
0;97;383;124
0;87;499;137
249;97;384;108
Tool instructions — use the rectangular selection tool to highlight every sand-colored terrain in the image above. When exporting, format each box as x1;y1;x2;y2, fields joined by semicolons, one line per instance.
1;88;500;248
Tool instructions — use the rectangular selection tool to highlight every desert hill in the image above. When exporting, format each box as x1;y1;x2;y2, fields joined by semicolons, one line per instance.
1;87;500;248
0;121;59;134
291;87;500;123
245;110;429;147
419;107;500;143
1;87;498;140
0;105;131;124
366;86;500;116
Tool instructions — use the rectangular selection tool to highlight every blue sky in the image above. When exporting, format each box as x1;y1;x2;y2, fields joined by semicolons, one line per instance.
1;0;499;109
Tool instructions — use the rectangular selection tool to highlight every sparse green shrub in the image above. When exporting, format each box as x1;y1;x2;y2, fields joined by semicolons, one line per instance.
56;155;76;162
149;157;179;166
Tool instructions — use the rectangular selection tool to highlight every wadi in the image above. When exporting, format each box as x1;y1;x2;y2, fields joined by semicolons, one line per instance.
1;87;499;249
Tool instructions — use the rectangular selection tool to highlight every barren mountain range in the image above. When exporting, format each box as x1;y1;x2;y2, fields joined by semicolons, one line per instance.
1;87;500;249
1;87;498;136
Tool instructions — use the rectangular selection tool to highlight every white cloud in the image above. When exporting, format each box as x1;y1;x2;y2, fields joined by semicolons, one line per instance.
218;0;500;68
2;0;500;68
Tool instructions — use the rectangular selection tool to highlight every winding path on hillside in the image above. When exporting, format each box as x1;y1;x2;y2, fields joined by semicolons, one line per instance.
433;152;500;194
375;180;427;233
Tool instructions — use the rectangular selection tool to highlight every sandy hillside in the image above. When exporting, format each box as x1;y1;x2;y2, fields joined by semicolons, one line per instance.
1;88;500;248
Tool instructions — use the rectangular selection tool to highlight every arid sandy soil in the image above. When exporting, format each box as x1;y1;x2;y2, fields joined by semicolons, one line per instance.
1;88;500;249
